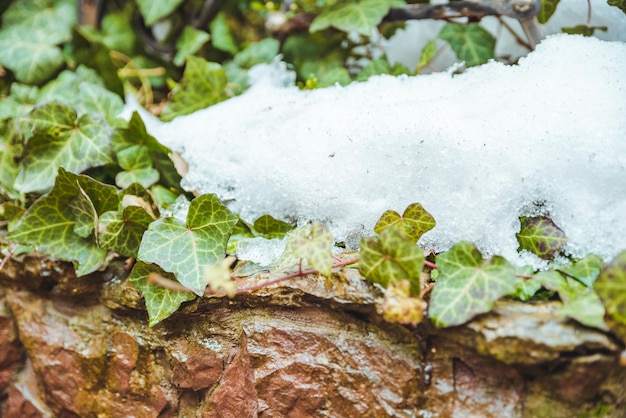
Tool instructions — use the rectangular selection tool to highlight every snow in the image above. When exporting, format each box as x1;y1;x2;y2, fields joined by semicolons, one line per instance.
125;31;626;268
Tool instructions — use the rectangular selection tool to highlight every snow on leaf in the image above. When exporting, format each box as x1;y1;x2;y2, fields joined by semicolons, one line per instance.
7;168;118;275
137;194;237;295
253;214;293;239
310;0;395;37
428;242;519;328
15;102;113;193
359;228;425;294
275;222;334;276
161;57;228;122
374;202;436;243
438;23;495;67
136;0;185;26
594;250;626;326
99;207;153;257
129;261;195;326
115;145;160;189
537;0;561;23
557;254;604;287
516;216;567;260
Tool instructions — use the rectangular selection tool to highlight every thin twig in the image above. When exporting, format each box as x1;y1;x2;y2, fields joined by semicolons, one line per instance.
497;16;532;51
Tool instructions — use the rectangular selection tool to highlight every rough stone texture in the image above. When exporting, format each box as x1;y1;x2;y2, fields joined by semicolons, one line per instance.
1;256;625;417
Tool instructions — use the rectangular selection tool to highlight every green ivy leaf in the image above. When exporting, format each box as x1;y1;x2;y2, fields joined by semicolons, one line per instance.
608;0;626;13
0;83;40;126
359;228;425;295
306;67;352;88
77;82;125;125
557;254;604;287
310;0;395;37
275;222;334;276
253;214;294;239
129;261;195;326
561;25;607;36
8;168;118;275
99;207;153;258
15;102;113;193
0;0;76;84
373;202;436;243
137;194;237;294
70;184;98;238
80;8;137;55
513;265;541;301
150;185;179;208
161;57;228;122
357;58;410;81
113;112;181;191
210;12;238;55
0;123;21;194
174;27;211;67
234;39;280;69
438;23;495;67
558;289;608;331
594;250;626;326
136;0;185;26
0;202;26;232
428;242;519;328
115;145;160;189
416;40;438;73
537;0;560;24
516;216;567;260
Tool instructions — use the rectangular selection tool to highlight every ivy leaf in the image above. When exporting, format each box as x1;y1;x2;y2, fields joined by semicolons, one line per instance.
233;39;280;69
174;27;211;67
161;57;228;122
594;250;626;326
438;23;495;67
373;202;436;243
210;12;238;55
276;222;334;276
557;254;604;287
0;83;40;126
7;168;118;275
113;112;181;191
359;228;425;295
416;39;438;73
558;289;608;331
561;25;607;36
310;0;395;37
136;0;185;26
70;185;98;238
15;102;113;193
516;216;567;260
129;261;195;326
428;242;519;328
253;214;294;239
513;265;541;301
77;82;125;125
608;0;626;13
137;194;237;295
115;145;160;189
99;207;153;257
537;0;560;24
0;0;76;84
357;58;410;81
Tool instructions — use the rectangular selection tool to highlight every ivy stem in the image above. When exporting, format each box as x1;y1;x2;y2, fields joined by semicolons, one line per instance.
424;260;437;269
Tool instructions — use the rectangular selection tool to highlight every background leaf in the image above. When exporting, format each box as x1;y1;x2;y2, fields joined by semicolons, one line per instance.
161;57;228;121
608;0;626;13
174;27;211;67
359;228;425;294
428;242;519;328
129;261;195;326
253;214;294;239
594;250;626;325
138;194;237;294
438;23;495;67
537;0;561;23
374;202;435;243
136;0;185;26
310;0;395;37
275;222;334;276
516;216;567;260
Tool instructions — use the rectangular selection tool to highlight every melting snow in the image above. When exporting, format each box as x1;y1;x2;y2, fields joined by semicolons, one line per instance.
128;33;626;267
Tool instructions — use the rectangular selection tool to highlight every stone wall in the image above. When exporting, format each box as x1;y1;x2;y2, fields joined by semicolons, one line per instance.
0;255;624;417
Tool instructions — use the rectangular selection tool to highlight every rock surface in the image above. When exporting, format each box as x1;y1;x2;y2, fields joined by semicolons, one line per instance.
0;256;624;417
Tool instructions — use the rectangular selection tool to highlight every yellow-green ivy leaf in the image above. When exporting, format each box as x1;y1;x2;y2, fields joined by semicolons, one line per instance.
137;194;237;294
594;250;626;326
275;222;334;276
373;202;435;243
253;214;294;239
174;27;211;67
129;261;195;326
428;242;519;328
516;216;567;260
99;206;153;257
310;0;396;37
359;228;425;294
537;0;560;23
136;0;185;26
115;145;160;189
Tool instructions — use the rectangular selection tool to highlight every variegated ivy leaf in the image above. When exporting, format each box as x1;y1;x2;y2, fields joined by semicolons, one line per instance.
516;216;567;260
129;261;195;326
99;206;153;258
428;242;519;328
594;250;626;326
275;222;334;276
374;202;435;243
310;0;403;37
253;214;293;239
137;194;237;295
359;228;425;295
